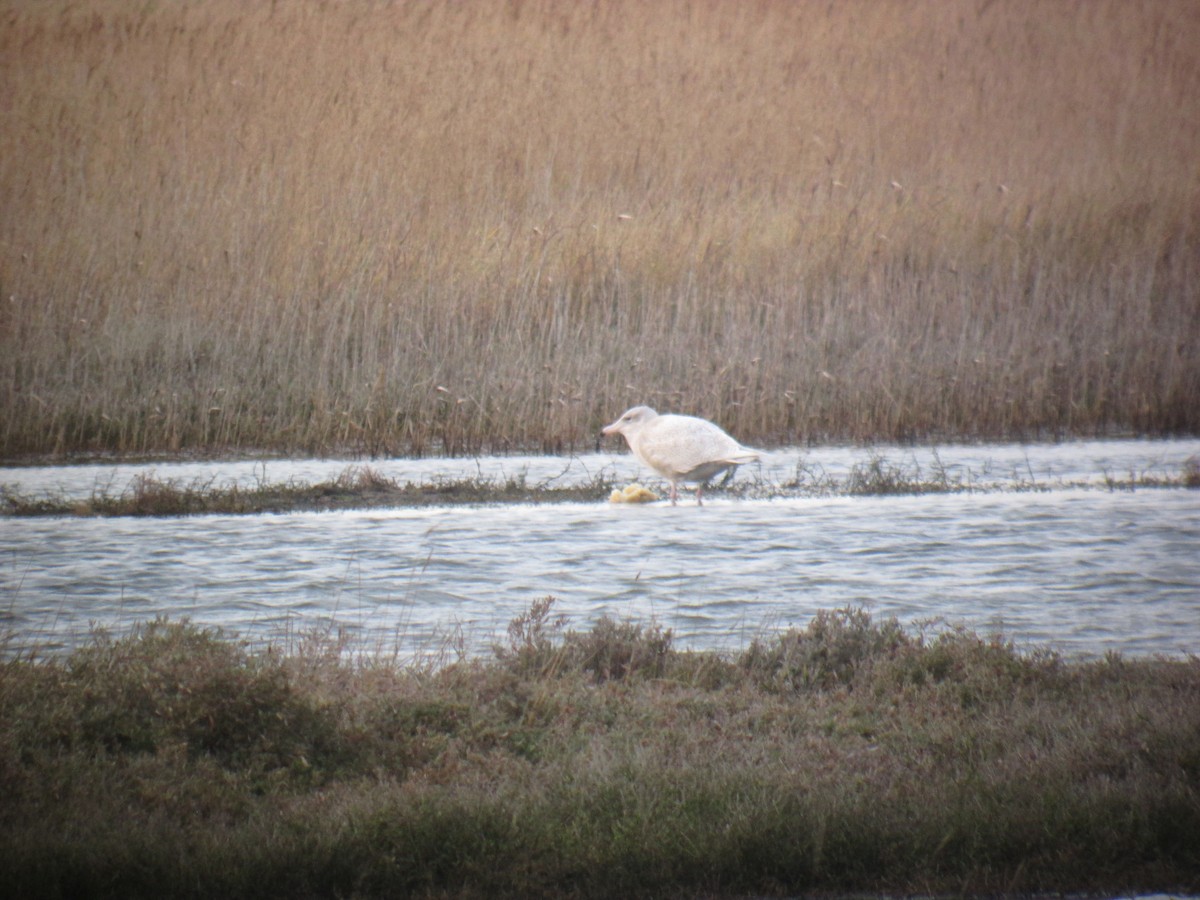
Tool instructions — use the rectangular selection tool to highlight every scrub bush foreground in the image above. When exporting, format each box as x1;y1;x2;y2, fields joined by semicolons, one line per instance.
2;603;1197;898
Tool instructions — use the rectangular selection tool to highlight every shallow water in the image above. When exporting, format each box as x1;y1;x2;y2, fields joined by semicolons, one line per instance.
2;437;1195;499
3;439;1199;659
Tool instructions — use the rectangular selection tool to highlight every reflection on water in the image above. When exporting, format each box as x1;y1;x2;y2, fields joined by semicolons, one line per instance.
2;439;1198;658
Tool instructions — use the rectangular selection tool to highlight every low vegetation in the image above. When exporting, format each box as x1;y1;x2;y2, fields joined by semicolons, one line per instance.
1;603;1197;898
3;456;1194;517
3;1;1199;458
0;466;620;517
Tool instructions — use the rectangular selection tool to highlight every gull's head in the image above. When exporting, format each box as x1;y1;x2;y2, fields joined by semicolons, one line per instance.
602;405;657;438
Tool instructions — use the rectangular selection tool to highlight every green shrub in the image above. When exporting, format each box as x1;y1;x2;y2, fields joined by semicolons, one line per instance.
740;606;910;692
59;620;340;776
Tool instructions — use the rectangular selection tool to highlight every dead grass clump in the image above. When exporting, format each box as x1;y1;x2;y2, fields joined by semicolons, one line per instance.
1184;455;1200;488
495;595;675;682
740;606;911;691
843;453;961;495
93;472;223;517
493;595;570;678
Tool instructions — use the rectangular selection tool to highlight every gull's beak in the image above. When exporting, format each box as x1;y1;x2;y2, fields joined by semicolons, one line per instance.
597;421;618;453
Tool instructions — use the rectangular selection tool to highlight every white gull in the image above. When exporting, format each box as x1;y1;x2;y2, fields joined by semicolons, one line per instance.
601;405;761;506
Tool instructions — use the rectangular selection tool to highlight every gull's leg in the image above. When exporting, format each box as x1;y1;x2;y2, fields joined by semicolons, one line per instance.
669;481;678;506
695;484;704;506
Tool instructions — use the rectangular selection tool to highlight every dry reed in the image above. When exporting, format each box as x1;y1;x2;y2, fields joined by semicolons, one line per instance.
2;0;1198;457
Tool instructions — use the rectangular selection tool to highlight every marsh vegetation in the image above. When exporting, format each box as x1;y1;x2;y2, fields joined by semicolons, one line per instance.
3;454;1194;517
0;466;618;517
2;1;1198;458
2;604;1198;898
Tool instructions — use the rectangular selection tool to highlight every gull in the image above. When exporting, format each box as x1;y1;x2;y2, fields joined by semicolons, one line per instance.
601;406;761;506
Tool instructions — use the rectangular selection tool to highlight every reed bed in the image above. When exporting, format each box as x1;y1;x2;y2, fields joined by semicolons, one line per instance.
2;1;1199;458
2;604;1198;898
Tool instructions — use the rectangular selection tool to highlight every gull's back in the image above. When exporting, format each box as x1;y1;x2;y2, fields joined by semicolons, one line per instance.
634;413;759;483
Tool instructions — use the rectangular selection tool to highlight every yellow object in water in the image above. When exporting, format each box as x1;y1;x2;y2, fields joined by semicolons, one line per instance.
608;483;659;503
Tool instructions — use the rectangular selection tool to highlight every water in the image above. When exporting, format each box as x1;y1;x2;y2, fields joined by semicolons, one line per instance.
2;439;1198;659
1;438;1194;499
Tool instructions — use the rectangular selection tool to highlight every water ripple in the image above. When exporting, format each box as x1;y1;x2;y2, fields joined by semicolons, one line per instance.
3;444;1199;659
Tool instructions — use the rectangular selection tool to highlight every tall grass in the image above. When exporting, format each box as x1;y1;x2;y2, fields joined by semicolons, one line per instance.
2;606;1198;898
2;1;1198;457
